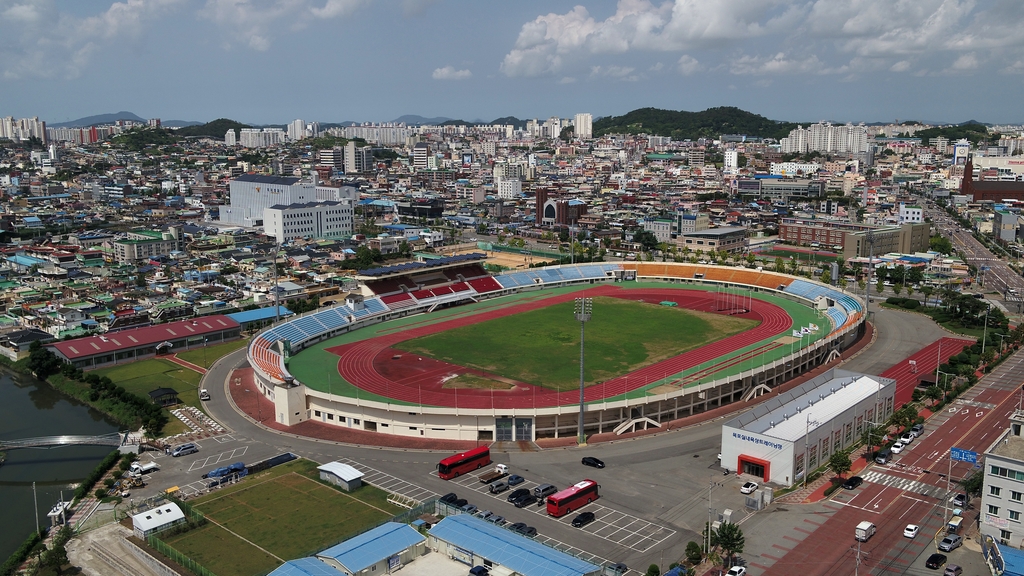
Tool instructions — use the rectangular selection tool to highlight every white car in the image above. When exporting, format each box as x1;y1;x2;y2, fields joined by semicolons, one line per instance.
890;441;905;454
726;567;747;576
900;433;914;445
740;481;758;494
904;524;920;538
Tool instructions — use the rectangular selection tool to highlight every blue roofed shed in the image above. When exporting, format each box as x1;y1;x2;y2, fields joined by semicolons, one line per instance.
226;306;293;330
268;558;342;576
428;515;602;576
316;522;425;575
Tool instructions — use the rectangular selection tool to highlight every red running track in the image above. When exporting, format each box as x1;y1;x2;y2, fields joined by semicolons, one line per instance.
326;285;796;409
879;336;974;407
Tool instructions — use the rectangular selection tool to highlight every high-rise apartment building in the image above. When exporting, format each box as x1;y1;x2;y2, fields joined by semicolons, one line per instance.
287;119;306;142
574;113;593;139
225;129;237;146
0;117;47;143
344;141;373;174
780;122;869;155
239;128;286;148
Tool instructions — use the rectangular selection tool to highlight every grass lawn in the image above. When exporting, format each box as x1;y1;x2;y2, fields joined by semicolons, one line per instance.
395;296;755;391
176;337;250;369
93;359;203;436
164;459;403;576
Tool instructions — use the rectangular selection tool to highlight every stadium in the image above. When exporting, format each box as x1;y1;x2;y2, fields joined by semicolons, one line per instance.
247;256;866;442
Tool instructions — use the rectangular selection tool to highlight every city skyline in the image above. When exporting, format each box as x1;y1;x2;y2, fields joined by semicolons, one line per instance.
2;0;1024;125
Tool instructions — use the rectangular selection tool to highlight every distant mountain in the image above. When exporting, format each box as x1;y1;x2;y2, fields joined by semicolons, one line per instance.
491;116;527;129
175;118;251;138
50;111;146;128
321;122;359;129
593;106;798;140
913;122;994;145
162;119;202;128
390;115;452;126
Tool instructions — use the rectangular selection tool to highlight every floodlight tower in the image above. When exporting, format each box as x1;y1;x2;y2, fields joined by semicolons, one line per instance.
574;297;593;445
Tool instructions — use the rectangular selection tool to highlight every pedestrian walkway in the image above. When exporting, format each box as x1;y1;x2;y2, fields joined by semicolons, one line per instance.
167;354;207;374
860;470;947;498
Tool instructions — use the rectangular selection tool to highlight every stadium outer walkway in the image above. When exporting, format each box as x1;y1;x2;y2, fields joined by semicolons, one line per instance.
228;322;876;452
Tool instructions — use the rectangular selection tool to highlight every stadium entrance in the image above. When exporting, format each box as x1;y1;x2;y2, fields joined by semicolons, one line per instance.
495;418;533;441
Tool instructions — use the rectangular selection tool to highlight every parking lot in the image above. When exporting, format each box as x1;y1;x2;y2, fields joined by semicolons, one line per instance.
438;469;676;552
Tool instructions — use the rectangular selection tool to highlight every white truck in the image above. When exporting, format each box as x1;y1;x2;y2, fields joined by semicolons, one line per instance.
130;461;160;476
478;464;509;484
855;521;876;542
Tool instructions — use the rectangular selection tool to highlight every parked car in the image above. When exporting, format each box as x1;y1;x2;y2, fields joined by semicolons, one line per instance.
461;504;478;514
469;566;489;576
943;565;962;576
726;568;747;576
513;494;538;508
571;512;596;528
508;522;527;533
514;525;537;538
938;535;963;552
488;481;509;494
925;553;947;569
891;441;905;454
740;481;758;494
476;510;492;520
842;476;864;490
507;488;530;503
440;493;459;504
609;563;628;575
171;443;198;457
904;524;919;538
951;493;967;507
910;423;925;437
507;474;525;486
582;456;605;469
454;498;468;508
900;433;914;445
487;515;505;526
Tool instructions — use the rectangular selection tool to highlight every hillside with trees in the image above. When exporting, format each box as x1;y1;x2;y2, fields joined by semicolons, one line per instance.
593;106;797;140
176;118;251;138
911;122;995;145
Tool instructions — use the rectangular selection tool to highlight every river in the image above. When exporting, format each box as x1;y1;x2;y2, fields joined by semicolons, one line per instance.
0;368;119;562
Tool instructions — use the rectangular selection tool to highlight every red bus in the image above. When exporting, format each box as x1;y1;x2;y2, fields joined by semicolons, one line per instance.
546;479;600;517
437;446;490;480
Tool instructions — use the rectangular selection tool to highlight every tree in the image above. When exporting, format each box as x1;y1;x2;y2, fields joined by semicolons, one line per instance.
774;257;785;272
634;230;659;252
893;283;903;296
860;424;887;455
829;451;852;479
685;541;704;565
646;564;661;576
960;469;984;498
875;278;885;295
716;522;745;568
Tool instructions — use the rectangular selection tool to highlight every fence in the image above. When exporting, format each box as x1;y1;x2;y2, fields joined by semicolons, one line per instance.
146;534;218;576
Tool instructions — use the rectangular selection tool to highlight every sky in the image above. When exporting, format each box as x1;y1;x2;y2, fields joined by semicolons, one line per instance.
2;0;1024;126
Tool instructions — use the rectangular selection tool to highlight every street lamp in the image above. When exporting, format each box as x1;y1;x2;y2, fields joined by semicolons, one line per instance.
803;414;821;488
574;297;592;445
982;302;991;354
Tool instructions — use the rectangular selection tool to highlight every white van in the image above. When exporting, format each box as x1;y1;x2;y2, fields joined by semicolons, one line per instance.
855;521;876;542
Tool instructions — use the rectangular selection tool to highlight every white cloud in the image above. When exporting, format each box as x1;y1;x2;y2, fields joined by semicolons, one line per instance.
501;0;1024;79
677;54;701;75
729;52;827;75
432;65;472;80
590;65;640;81
951;52;978;69
199;0;366;51
0;0;186;79
558;76;577;84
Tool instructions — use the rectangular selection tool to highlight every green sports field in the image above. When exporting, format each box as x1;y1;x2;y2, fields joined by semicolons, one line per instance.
394;296;756;391
163;459;403;576
92;359;203;435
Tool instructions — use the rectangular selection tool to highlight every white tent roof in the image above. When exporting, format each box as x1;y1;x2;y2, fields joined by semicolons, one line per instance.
132;503;185;532
317;462;363;482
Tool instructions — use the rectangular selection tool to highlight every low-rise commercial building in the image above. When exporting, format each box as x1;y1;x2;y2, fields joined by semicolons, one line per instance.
982;411;1024;548
721;369;895;487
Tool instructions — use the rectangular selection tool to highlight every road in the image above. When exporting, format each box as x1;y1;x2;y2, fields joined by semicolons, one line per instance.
928;205;1024;295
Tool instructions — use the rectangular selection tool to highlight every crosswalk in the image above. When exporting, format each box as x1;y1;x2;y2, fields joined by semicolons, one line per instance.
861;470;948;499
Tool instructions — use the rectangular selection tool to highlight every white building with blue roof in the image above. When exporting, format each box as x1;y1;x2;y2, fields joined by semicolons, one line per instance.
268;557;343;576
316;522;425;575
428;515;602;576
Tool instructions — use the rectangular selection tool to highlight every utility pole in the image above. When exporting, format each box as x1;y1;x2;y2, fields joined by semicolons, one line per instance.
706;476;724;557
272;242;281;323
864;229;874;319
574;297;592;445
32;482;39;535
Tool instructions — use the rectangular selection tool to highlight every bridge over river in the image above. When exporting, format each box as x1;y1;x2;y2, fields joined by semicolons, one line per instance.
0;432;128;451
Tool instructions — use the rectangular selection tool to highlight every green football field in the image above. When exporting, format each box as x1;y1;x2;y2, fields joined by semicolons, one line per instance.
163;459;403;576
394;296;756;391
